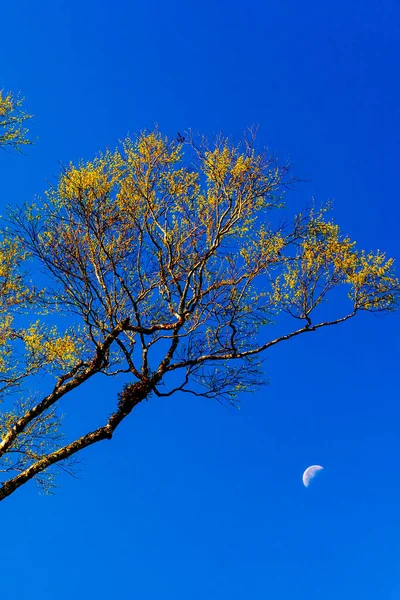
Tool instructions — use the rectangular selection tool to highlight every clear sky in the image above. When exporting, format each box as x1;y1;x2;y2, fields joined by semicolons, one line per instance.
1;1;400;598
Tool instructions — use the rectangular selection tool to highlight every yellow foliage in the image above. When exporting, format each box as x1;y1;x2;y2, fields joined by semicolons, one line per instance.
204;145;233;182
0;90;32;150
4;131;398;395
58;159;114;203
24;322;80;369
136;131;181;164
270;209;398;316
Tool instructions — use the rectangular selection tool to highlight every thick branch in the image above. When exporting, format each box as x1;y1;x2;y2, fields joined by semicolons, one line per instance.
0;319;130;460
0;379;153;502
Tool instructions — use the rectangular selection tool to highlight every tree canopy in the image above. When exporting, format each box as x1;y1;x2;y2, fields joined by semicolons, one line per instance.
0;90;32;151
0;98;398;502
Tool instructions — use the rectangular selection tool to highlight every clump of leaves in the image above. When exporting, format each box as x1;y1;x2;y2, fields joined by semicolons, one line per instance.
0;90;32;151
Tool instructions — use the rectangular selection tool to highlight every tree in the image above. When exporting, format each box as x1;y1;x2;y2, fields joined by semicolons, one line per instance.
0;114;398;502
0;90;32;151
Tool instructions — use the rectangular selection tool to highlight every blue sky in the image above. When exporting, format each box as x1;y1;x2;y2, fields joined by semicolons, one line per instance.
1;1;400;598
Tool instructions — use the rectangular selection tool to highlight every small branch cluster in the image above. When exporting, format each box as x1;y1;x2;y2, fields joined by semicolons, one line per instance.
0;90;32;151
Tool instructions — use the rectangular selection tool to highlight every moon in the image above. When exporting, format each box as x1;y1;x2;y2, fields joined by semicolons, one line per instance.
302;465;323;488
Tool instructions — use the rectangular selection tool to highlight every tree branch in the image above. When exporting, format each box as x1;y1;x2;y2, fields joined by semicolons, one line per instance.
164;311;357;373
0;318;131;459
0;379;153;502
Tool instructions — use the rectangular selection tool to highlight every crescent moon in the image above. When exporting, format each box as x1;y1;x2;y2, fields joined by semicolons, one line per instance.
302;465;323;487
